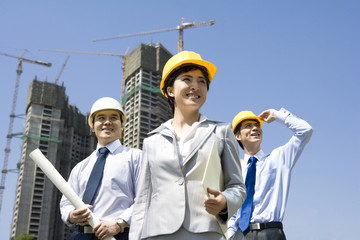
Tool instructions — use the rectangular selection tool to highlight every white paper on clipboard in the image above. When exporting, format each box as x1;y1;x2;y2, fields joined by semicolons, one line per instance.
201;140;227;236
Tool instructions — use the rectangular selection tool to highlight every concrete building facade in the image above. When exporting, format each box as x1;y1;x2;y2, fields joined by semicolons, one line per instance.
10;79;96;240
123;43;173;149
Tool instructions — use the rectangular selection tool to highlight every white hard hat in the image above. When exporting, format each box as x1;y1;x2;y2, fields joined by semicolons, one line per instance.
88;97;126;128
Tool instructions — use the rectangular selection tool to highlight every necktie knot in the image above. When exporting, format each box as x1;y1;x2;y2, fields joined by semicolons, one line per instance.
248;156;256;164
99;147;109;155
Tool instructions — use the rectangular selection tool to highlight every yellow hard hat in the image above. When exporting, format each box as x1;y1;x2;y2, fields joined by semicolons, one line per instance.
88;97;126;128
232;111;263;132
160;51;217;96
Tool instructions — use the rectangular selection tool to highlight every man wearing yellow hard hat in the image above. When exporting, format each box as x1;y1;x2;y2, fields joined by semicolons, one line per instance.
60;97;142;240
227;108;313;240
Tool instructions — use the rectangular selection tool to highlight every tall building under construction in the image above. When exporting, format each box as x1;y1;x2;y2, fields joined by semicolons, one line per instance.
122;43;173;149
10;79;96;240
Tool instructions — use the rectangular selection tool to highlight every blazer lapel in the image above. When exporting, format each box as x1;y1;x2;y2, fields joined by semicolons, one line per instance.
182;122;215;166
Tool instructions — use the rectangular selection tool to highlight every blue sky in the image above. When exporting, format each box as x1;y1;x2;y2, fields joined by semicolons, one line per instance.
0;1;359;239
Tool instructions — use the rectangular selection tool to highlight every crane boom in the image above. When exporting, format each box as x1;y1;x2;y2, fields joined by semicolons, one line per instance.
40;49;126;57
93;27;179;42
0;52;52;66
0;52;51;213
39;47;130;106
92;18;215;52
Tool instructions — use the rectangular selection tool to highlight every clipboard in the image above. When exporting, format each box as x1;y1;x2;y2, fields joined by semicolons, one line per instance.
201;140;227;236
202;140;223;193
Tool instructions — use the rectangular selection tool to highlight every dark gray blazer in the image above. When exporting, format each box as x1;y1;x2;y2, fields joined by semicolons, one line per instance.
129;119;246;240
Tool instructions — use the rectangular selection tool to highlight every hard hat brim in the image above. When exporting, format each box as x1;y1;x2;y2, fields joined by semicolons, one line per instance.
88;108;126;129
232;116;263;132
160;59;217;96
87;97;126;129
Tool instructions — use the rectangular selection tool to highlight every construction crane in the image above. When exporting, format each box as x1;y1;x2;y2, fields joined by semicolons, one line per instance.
93;18;215;53
0;51;51;212
54;55;70;85
40;48;130;105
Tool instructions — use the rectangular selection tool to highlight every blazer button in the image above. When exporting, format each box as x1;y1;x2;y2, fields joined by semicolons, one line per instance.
177;178;184;185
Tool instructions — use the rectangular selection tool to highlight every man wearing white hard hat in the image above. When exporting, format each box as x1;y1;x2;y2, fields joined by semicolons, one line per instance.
227;109;313;240
60;97;142;240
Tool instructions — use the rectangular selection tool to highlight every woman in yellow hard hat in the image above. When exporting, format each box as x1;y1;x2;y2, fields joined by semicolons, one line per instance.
130;51;246;240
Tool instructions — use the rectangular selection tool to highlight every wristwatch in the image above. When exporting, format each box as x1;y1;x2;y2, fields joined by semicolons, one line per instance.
115;218;126;233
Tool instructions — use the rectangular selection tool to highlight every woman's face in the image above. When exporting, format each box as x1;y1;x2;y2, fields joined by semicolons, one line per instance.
167;69;208;113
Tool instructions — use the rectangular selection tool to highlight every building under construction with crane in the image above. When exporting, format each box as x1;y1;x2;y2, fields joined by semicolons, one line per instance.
10;79;96;240
0;52;52;215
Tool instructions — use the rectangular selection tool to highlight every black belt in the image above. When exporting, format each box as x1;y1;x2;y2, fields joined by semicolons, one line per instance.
76;225;130;235
249;222;283;231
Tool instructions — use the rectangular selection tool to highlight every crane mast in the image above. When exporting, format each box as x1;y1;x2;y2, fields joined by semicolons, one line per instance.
93;18;215;52
0;51;51;212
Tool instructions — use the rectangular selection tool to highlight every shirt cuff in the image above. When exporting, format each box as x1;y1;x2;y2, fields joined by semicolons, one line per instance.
276;107;290;124
65;212;76;227
61;205;76;227
119;208;132;225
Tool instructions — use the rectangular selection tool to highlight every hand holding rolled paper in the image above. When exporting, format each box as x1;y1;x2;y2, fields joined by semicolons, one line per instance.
29;148;116;240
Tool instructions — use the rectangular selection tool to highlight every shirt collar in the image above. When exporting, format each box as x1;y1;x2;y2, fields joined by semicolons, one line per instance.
244;149;266;164
96;139;121;154
163;114;208;133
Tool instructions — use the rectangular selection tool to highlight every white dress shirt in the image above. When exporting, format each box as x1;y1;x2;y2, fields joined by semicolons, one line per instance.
164;114;207;167
227;108;313;238
60;139;142;225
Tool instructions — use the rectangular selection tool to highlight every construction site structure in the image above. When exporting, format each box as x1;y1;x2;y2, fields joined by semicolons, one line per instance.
10;79;96;240
93;18;215;53
122;43;173;149
0;52;51;213
40;48;130;104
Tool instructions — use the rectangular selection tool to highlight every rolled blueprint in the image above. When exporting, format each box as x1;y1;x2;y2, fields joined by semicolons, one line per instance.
29;148;115;240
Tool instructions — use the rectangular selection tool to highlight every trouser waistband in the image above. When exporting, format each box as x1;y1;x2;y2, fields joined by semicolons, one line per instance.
76;225;130;236
249;221;283;231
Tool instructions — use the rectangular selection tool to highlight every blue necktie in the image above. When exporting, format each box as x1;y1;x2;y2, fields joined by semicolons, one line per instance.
82;147;110;205
238;156;257;232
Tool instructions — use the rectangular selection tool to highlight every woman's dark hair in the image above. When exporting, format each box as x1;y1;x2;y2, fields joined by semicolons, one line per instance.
162;64;210;114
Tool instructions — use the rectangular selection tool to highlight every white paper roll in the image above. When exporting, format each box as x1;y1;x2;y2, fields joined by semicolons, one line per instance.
29;148;116;240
